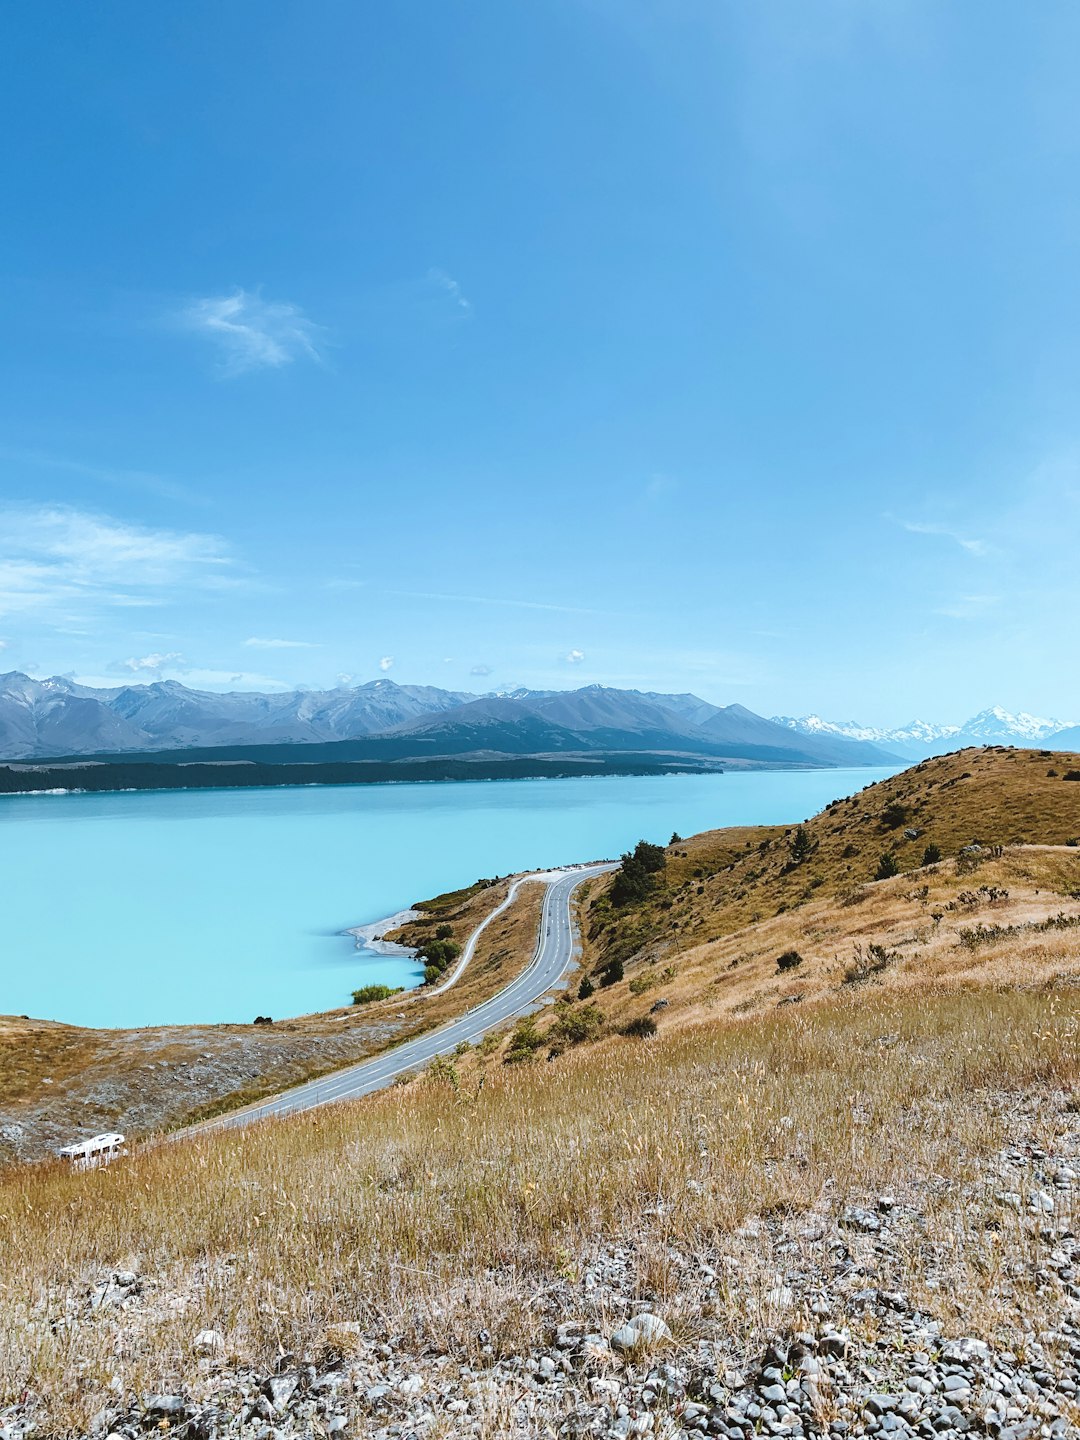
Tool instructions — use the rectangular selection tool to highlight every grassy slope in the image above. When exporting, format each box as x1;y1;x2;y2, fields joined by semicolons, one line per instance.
4;748;1080;1431
578;744;1080;975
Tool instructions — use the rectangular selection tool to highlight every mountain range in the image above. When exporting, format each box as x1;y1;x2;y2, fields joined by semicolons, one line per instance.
772;705;1080;760
0;672;899;770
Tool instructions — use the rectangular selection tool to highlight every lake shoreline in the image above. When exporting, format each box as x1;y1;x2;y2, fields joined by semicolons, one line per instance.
1;768;898;1028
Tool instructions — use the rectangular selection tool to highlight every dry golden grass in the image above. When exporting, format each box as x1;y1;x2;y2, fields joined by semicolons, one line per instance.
1;984;1075;1432
564;845;1080;1040
581;747;1080;968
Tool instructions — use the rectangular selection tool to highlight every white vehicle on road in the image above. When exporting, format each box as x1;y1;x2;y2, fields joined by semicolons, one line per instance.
57;1132;127;1171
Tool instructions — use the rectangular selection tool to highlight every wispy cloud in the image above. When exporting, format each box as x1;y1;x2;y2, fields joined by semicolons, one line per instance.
427;268;472;315
935;594;1000;620
87;662;291;692
388;588;618;617
121;651;186;673
181;289;324;376
244;636;319;650
564;648;585;664
0;505;231;621
0;445;202;505
378;655;394;672
470;663;493;677
896;518;990;556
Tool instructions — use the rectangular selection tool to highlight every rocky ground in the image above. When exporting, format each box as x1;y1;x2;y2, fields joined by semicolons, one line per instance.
3;1091;1076;1440
0;1017;407;1163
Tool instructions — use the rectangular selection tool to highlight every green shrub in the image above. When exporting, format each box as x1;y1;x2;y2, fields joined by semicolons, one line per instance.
550;1003;604;1048
418;937;462;969
610;840;667;906
600;958;624;987
351;984;404;1005
875;851;901;881
921;842;942;866
504;1015;543;1064
577;973;595;1000
776;949;803;973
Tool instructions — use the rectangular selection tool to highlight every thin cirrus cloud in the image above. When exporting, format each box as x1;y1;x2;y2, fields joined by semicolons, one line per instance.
0;505;232;621
427;268;471;315
896;518;990;557
470;663;493;677
935;594;1000;620
388;588;618;617
244;637;319;650
180;289;324;376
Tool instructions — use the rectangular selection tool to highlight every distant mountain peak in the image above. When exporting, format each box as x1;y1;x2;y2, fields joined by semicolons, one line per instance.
774;704;1077;759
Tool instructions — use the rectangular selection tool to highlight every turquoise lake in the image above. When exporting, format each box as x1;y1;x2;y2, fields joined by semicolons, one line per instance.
1;768;895;1029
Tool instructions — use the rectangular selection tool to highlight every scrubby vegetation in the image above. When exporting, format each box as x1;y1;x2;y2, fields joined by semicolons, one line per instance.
350;984;404;1005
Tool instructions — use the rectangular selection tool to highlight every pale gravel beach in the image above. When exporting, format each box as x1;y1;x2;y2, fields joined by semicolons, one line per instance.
345;907;424;959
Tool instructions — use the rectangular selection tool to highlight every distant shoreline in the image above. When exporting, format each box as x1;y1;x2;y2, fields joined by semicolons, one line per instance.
0;753;742;798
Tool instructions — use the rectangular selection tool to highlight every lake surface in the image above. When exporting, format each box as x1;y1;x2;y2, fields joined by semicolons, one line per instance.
1;768;895;1028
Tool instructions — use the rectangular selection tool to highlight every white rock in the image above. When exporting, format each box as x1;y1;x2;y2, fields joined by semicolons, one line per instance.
193;1328;225;1359
610;1313;672;1352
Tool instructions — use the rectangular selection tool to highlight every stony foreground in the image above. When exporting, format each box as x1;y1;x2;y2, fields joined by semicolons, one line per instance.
3;1092;1077;1440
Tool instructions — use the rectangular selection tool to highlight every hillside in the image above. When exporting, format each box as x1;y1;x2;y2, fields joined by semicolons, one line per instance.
578;745;1080;974
2;749;1079;1437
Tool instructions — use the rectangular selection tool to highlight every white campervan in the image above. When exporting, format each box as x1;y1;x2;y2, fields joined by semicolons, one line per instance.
57;1133;127;1171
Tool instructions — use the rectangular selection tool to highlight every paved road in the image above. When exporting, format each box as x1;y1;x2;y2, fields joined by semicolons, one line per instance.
193;862;614;1132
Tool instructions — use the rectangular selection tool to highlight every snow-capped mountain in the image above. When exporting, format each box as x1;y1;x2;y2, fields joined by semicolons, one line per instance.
0;672;900;767
773;706;1077;761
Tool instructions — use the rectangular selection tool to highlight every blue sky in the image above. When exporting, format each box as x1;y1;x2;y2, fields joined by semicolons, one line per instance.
2;1;1079;725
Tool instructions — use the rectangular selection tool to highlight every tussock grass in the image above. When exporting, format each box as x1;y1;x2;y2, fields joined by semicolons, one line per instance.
1;985;1076;1430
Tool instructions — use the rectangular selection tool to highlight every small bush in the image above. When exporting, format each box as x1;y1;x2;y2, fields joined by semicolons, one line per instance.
921;843;942;866
875;851;901;881
1064;770;1080;782
629;973;658;995
577;974;595;1000
352;984;404;1005
504;1015;543;1064
776;949;803;973
881;803;909;830
551;1003;604;1048
435;924;454;940
621;1015;658;1039
600;958;624;987
425;1054;460;1089
844;942;895;985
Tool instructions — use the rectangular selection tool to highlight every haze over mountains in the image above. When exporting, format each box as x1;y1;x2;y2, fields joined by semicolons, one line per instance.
0;672;898;770
773;705;1079;760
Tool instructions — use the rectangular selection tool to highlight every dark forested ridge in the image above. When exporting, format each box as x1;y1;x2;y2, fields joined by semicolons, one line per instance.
0;753;727;796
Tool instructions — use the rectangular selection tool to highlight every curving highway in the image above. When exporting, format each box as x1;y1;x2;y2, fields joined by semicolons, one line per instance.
192;862;615;1132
